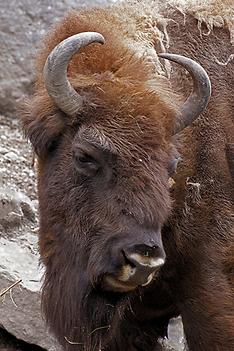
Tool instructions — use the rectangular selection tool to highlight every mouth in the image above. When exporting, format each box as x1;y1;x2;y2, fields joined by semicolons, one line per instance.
102;265;156;292
95;241;165;293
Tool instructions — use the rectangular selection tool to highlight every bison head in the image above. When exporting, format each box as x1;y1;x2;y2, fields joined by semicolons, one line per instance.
21;32;210;349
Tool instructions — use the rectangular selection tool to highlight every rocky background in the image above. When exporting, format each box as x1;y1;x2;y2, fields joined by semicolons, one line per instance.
0;0;185;350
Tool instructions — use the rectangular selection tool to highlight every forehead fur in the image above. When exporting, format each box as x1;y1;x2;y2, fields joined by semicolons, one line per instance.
35;8;181;134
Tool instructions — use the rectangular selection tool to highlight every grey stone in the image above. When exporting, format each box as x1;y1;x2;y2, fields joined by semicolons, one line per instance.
3;152;18;162
0;183;60;350
0;187;35;230
0;146;9;155
163;317;186;351
0;237;62;351
0;186;60;349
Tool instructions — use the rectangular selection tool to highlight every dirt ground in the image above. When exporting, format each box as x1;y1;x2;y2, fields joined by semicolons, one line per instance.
0;115;36;201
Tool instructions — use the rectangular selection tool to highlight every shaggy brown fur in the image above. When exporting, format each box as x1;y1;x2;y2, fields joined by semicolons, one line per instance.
20;1;234;350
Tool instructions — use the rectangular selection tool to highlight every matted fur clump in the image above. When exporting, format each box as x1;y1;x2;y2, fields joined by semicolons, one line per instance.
169;0;234;42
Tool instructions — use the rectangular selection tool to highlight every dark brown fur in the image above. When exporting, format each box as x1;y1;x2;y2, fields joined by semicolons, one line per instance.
20;1;234;350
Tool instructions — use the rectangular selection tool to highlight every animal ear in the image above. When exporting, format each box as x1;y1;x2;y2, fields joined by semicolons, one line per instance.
20;96;65;158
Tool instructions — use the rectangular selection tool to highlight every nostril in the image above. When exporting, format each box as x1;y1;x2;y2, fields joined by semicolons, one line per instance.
123;244;166;269
127;244;164;258
135;244;161;257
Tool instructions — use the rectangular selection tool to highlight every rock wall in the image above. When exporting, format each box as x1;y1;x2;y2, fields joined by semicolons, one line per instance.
0;0;118;116
0;115;61;350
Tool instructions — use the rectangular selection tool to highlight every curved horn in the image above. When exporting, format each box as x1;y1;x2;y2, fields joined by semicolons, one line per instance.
159;53;211;135
43;32;105;117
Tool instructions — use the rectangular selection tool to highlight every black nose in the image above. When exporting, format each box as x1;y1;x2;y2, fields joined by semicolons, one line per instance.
122;243;166;286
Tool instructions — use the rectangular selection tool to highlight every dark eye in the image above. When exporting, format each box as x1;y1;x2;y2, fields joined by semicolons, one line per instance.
77;153;96;164
72;145;101;177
